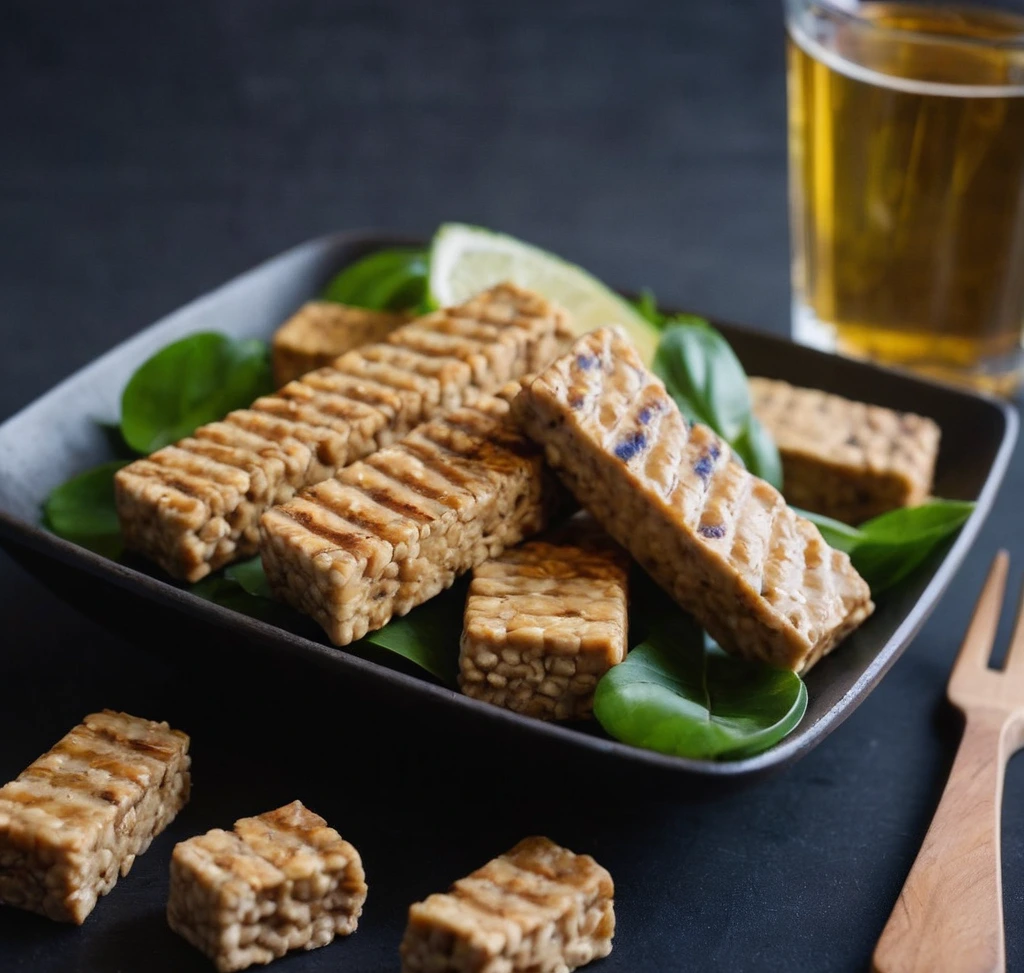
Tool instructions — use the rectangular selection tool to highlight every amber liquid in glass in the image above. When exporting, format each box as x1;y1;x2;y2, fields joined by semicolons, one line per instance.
787;3;1024;393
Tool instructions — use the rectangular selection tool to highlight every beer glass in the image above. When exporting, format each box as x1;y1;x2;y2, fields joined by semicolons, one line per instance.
786;0;1024;394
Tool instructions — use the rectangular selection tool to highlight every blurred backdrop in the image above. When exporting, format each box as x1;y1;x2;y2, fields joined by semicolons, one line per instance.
0;0;789;418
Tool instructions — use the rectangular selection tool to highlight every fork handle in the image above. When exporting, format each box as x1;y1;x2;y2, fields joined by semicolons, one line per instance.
872;708;1014;973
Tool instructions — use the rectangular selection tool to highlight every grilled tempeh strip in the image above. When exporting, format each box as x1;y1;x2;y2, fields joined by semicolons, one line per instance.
0;710;190;924
459;520;629;720
259;391;563;647
399;836;615;973
115;284;572;582
168;801;367;973
749;376;941;524
272;301;409;386
513;328;873;673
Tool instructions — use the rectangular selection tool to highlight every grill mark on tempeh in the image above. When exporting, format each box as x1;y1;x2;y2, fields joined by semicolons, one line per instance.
399;836;614;973
348;485;439;526
399;436;496;496
332;356;438;401
362;453;462;505
176;439;271;482
117;284;570;582
35;742;158;788
279;502;384;555
306;484;416;543
226;410;329;454
260;394;560;647
0;782;107;822
168;801;367;972
513;328;873;673
0;711;190;924
252;393;371;434
299;371;405;415
459;523;628;721
22;764;141;806
123;462;213;505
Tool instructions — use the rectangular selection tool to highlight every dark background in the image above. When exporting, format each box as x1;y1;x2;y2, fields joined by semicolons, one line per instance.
1;2;1022;971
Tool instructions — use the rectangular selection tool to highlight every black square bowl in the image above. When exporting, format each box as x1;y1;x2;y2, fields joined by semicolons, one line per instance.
0;231;1016;791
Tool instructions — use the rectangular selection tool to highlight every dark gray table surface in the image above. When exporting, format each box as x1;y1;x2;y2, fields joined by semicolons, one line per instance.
1;2;1022;971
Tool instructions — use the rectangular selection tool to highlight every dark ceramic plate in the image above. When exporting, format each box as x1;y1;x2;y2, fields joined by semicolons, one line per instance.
0;231;1016;787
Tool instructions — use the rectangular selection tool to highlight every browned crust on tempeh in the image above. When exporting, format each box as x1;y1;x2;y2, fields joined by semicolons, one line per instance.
400;836;614;973
459;520;629;720
259;391;564;647
167;800;367;973
512;328;873;673
0;710;190;924
115;284;572;582
749;376;941;524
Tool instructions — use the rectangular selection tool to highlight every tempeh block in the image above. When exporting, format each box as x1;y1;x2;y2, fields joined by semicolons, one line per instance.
259;391;563;646
513;329;873;673
0;710;190;924
749;376;941;524
168;800;366;973
272;301;409;386
399;836;614;973
115;284;572;582
459;521;629;720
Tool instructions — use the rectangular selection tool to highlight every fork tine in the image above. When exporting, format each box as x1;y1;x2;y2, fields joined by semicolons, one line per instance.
953;550;1009;677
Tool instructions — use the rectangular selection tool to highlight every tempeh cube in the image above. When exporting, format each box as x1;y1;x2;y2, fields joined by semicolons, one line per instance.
459;521;629;720
167;800;366;973
513;328;873;674
272;301;409;386
0;710;190;924
399;836;614;973
259;391;563;646
115;283;572;582
749;376;941;524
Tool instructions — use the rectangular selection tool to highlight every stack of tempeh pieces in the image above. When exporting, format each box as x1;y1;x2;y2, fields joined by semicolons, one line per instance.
260;387;565;645
115;283;572;582
115;279;876;699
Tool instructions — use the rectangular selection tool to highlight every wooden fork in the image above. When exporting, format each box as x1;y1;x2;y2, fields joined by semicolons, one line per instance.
873;551;1024;973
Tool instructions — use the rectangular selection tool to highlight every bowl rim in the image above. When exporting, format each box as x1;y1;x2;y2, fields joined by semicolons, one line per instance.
0;228;1018;778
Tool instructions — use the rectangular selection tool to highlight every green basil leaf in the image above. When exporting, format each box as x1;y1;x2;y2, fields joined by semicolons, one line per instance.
664;312;716;329
594;607;807;760
854;500;974;593
120;333;273;454
652;323;719;430
634;289;666;327
322;248;429;311
42;461;129;558
731;415;783;489
190;572;293;625
358;581;464;685
191;553;460;683
224;556;274;599
97;421;140;459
